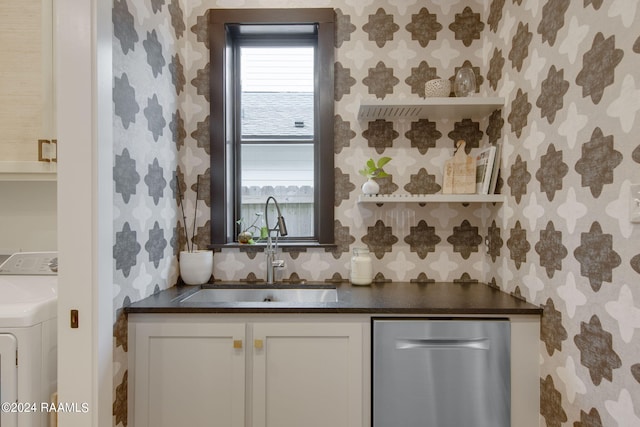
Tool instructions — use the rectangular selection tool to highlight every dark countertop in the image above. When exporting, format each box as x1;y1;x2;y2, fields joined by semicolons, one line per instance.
125;282;542;316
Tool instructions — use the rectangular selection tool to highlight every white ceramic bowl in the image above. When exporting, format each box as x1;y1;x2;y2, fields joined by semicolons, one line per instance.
179;250;213;285
425;78;451;97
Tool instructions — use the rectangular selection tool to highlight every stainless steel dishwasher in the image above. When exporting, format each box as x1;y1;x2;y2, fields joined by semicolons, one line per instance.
372;318;510;427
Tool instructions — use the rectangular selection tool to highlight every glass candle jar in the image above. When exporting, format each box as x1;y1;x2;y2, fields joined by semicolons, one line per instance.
454;67;477;97
350;247;373;285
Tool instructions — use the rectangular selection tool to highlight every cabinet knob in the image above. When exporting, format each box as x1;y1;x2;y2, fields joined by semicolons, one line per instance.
254;339;263;349
233;339;243;349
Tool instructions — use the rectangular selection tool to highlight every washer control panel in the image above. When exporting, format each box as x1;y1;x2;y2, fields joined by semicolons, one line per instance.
0;252;58;275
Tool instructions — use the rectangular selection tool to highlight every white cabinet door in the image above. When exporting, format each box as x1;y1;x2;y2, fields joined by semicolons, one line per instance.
0;0;55;162
133;322;246;427
252;322;363;427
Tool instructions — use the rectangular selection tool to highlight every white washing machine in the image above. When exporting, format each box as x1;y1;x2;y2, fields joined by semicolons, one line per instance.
0;252;57;427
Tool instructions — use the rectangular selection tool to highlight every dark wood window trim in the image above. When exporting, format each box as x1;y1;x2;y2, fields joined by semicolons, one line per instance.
208;8;335;247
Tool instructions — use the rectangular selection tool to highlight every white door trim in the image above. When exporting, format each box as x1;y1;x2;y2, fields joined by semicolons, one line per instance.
55;0;113;426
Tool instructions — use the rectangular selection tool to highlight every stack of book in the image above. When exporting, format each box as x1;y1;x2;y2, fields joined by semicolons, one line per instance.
475;144;501;195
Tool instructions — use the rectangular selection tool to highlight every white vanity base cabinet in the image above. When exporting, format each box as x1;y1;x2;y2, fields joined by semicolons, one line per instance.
129;313;538;427
130;321;246;427
510;315;541;427
128;314;366;427
252;322;363;427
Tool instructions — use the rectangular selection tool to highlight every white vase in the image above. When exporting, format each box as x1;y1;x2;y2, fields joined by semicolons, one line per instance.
179;250;213;285
362;178;380;195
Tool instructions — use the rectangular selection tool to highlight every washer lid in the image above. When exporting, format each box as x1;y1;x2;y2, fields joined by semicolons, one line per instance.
0;275;58;327
0;252;57;275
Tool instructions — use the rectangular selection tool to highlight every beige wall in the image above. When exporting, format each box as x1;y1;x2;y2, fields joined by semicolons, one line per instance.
490;2;640;425
0;181;57;253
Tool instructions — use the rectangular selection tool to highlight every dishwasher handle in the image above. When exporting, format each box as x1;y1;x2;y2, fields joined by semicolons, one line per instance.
396;337;490;351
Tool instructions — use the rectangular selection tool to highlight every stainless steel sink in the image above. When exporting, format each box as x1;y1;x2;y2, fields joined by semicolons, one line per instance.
180;286;338;303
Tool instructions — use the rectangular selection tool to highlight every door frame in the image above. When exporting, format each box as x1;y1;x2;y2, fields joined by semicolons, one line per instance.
55;0;113;425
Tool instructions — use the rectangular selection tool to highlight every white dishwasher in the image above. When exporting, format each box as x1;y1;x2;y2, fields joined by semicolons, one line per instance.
372;318;510;427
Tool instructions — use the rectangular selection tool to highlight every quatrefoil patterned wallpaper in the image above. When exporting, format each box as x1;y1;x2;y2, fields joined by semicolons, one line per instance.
111;0;640;425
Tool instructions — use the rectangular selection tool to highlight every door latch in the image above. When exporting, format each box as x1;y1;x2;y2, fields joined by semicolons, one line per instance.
70;310;79;328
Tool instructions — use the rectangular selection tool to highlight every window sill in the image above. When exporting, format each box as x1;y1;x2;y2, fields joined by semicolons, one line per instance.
209;242;337;251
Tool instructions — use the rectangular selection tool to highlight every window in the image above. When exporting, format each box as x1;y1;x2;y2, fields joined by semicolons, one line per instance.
239;45;315;237
209;9;335;245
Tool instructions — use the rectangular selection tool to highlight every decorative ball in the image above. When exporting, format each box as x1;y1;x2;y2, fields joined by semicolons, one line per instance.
238;231;253;244
424;78;451;98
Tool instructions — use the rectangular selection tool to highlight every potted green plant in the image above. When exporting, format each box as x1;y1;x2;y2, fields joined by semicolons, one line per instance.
359;157;391;195
236;212;267;244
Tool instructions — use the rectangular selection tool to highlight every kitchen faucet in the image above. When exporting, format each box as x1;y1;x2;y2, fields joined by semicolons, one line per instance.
264;196;288;284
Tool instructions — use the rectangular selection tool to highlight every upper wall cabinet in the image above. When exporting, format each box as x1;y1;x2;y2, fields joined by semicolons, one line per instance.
358;97;504;120
0;0;56;179
0;161;56;181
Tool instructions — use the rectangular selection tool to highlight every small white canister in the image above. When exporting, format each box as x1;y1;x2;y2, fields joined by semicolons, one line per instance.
350;247;373;285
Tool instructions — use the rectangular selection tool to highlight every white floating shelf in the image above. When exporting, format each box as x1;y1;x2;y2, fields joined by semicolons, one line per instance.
358;97;504;120
0;161;57;181
358;194;505;204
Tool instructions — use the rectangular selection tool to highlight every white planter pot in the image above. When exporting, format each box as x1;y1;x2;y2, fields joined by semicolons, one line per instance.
179;250;213;285
362;178;380;195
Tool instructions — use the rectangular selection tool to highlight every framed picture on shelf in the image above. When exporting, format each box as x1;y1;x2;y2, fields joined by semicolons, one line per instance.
475;145;497;194
488;143;502;194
